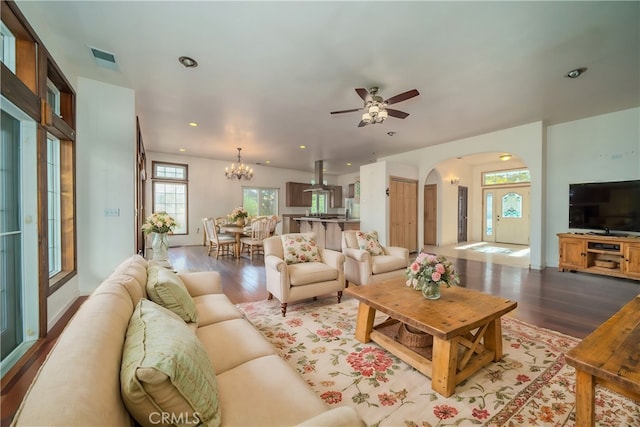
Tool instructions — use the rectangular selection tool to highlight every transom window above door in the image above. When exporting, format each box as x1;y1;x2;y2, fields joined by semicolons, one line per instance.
482;168;530;186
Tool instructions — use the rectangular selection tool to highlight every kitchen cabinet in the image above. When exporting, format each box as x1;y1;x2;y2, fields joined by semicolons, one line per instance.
286;182;312;207
330;185;343;208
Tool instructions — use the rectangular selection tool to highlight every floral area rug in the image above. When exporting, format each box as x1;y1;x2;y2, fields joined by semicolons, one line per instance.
236;297;638;427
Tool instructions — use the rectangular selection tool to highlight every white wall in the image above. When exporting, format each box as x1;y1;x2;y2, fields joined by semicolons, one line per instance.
546;107;640;266
145;152;345;247
75;78;136;294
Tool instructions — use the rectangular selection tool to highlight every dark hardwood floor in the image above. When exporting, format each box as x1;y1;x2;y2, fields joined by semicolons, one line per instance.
2;244;639;426
169;245;639;339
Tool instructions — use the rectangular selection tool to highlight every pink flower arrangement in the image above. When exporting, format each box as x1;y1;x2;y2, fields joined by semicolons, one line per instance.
405;252;460;290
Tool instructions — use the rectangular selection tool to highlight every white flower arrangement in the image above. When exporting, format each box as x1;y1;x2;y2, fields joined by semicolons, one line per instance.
141;211;177;234
229;206;248;221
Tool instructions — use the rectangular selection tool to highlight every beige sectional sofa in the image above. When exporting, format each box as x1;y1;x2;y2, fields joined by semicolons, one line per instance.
12;255;362;426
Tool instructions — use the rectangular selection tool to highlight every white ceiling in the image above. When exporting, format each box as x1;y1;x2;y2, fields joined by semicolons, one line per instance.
18;1;639;174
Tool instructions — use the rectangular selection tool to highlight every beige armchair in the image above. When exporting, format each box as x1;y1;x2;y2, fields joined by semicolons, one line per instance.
342;230;409;286
264;233;345;316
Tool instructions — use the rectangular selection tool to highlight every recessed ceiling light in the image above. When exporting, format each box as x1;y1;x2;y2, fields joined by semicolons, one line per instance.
179;148;186;152
346;162;352;166
265;160;271;164
179;56;198;68
299;145;306;149
565;67;587;78
189;122;198;127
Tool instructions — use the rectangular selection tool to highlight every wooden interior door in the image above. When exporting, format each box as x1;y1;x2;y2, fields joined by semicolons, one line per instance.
424;184;437;246
389;177;418;251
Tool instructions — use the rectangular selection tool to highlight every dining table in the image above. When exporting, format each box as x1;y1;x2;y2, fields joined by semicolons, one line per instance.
219;224;247;258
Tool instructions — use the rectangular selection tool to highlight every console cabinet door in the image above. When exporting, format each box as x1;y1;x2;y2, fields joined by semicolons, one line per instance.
559;237;586;270
623;243;640;279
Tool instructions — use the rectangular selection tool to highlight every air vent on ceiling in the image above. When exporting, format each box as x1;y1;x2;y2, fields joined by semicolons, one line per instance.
89;47;118;70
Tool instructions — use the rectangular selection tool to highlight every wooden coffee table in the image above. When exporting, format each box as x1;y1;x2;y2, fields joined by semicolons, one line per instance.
345;278;517;397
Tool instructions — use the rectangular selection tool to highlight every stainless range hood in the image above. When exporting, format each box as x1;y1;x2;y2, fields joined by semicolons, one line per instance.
303;160;332;192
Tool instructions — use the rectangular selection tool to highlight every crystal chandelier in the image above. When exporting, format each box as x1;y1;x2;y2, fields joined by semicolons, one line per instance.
225;147;253;180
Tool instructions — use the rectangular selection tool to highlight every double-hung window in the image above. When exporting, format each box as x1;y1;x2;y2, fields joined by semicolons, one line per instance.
152;162;188;234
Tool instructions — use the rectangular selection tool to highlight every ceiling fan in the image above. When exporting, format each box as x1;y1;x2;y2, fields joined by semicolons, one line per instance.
330;86;420;127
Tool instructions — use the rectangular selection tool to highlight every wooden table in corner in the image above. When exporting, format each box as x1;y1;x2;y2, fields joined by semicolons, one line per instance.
565;295;640;426
345;277;517;397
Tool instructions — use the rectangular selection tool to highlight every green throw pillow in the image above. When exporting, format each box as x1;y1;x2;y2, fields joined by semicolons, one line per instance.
146;266;198;324
121;299;221;427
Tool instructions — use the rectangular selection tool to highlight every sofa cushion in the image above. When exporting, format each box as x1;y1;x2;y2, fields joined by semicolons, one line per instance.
146;265;198;323
280;233;322;264
196;318;277;374
288;262;338;286
121;299;221;427
192;294;244;327
371;254;409;275
216;355;329;426
356;231;385;256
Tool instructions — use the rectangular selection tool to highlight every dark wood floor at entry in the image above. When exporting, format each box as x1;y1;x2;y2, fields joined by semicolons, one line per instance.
168;245;639;339
2;244;639;426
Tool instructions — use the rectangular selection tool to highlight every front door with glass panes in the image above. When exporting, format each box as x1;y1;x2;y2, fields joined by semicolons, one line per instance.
483;187;530;245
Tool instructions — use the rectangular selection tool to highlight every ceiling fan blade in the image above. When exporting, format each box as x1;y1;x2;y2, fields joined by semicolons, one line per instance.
355;88;371;102
384;89;420;105
386;108;409;119
357;120;368;127
330;108;363;115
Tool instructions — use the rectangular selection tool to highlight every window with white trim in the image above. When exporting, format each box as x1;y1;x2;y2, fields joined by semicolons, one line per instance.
482;168;531;186
0;22;16;73
152;162;188;234
47;136;61;276
46;79;60;116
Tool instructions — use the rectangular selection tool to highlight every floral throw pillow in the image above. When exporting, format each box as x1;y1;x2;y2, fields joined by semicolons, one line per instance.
280;234;322;264
356;231;385;256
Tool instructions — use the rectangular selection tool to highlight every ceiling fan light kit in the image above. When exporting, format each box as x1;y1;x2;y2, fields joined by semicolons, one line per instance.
331;86;419;127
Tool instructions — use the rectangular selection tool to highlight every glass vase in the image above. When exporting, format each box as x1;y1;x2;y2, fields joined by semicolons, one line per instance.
151;232;169;261
421;280;441;300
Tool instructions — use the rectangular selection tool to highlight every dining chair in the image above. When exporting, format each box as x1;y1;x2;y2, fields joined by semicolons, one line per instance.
202;217;236;259
239;217;270;258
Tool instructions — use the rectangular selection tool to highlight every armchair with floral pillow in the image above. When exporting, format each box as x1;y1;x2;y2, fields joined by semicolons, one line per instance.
341;230;409;286
263;232;345;316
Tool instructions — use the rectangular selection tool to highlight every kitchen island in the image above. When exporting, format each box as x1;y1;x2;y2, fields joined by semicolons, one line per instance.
294;217;360;251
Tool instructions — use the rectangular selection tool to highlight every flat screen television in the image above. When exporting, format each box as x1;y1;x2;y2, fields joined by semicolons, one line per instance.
569;179;640;235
